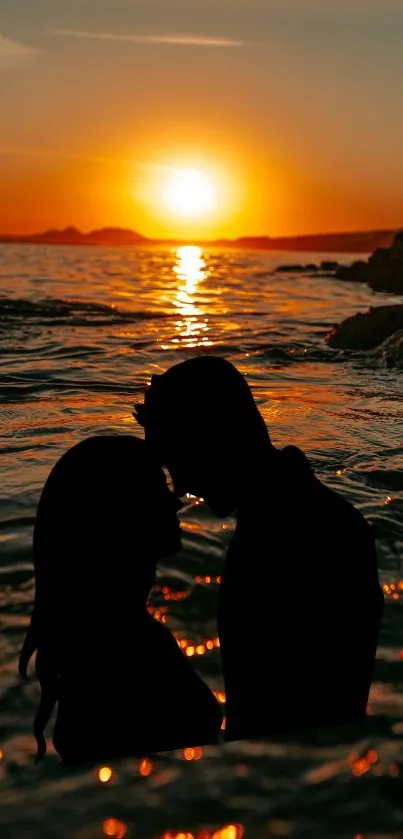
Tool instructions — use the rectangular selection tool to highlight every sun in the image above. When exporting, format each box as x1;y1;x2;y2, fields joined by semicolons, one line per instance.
162;168;217;217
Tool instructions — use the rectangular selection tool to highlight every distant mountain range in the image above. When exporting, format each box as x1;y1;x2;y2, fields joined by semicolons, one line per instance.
0;225;400;253
0;226;148;246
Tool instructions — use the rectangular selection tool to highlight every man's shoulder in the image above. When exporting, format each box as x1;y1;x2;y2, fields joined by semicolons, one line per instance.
281;445;374;538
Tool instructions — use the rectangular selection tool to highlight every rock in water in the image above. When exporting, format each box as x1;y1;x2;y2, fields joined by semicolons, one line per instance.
335;260;369;283
335;231;403;293
276;264;306;273
325;305;403;350
320;260;340;271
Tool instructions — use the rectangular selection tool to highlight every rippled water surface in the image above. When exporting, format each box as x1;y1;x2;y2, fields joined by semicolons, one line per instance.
1;244;402;839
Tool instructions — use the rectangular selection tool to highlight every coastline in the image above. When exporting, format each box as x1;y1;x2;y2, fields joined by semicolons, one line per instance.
0;227;399;254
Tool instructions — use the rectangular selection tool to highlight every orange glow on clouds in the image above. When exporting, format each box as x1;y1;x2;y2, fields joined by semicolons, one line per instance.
2;14;403;242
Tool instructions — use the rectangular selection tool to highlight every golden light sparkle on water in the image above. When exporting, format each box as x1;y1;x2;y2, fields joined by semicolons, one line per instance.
167;245;213;350
174;634;220;655
183;747;203;761
348;749;378;777
139;758;153;777
163;170;217;218
98;766;114;784
212;826;244;839
195;576;221;585
174;246;206;293
159;826;244;839
156;585;189;602
382;580;403;600
103;819;127;839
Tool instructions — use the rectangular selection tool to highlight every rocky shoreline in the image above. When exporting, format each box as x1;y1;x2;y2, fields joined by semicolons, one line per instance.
275;231;403;295
325;305;403;350
334;231;403;294
275;232;403;354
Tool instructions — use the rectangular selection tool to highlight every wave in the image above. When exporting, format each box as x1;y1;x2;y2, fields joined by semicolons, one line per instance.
0;296;176;327
370;329;403;368
0;297;281;325
1;297;402;368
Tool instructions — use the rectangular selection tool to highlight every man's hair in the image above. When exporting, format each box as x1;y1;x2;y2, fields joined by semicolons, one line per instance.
134;356;270;456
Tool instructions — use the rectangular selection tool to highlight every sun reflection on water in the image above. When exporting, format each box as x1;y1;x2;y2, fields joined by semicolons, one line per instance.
170;246;213;349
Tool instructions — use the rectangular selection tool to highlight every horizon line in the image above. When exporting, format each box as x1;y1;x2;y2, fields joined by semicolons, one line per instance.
0;225;400;241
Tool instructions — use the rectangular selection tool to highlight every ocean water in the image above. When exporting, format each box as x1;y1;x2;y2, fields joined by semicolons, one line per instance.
0;243;402;839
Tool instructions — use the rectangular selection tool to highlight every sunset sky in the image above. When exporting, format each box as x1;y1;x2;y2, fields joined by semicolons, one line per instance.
1;0;403;239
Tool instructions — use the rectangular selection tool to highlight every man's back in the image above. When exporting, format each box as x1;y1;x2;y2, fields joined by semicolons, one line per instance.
218;446;384;741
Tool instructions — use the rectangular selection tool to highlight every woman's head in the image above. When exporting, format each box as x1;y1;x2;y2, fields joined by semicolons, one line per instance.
134;356;271;516
19;435;182;760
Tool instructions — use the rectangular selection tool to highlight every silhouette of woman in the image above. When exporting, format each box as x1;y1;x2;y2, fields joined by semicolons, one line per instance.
19;435;222;764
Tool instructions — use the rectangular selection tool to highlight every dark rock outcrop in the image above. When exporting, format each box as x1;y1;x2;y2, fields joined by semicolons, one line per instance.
335;231;403;294
320;261;340;271
276;264;307;273
275;261;341;274
325;305;403;350
334;260;369;283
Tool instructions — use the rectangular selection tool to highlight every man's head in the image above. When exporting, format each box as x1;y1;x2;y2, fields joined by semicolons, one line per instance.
134;356;271;516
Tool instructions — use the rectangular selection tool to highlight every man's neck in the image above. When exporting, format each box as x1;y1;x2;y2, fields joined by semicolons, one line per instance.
234;443;279;511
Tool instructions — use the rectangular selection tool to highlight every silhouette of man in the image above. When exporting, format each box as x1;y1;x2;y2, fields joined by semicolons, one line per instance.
135;356;384;742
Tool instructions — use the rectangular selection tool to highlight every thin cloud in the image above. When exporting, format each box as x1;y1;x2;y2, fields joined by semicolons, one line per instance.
0;33;41;69
50;28;246;48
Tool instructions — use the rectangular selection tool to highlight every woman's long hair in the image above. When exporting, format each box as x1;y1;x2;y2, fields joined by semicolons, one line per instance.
19;453;73;762
19;605;59;762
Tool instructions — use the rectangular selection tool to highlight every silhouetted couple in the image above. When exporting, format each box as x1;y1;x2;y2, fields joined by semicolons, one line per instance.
19;356;384;764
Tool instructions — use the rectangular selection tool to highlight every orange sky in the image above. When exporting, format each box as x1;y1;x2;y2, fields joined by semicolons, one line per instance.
1;1;403;238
